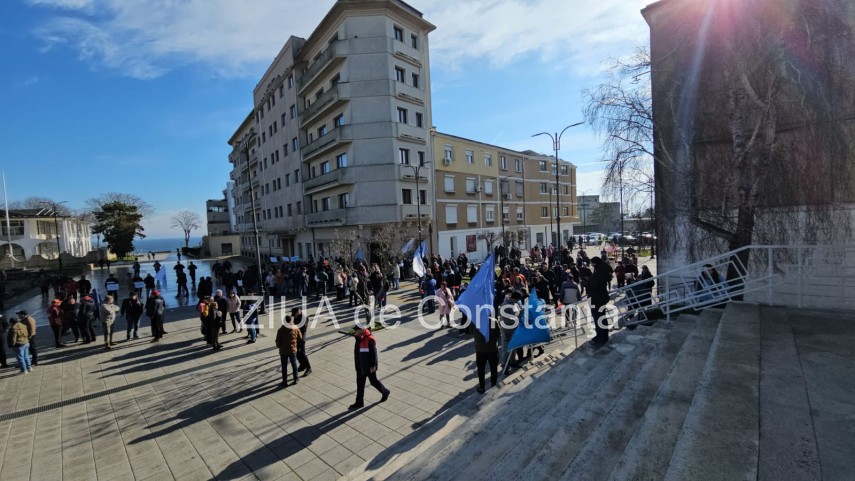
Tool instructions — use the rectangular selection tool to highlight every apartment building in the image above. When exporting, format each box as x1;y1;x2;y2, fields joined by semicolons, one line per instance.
432;132;578;262
227;0;436;263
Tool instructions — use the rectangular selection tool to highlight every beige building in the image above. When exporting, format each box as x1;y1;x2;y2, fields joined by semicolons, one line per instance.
227;0;436;263
432;131;578;262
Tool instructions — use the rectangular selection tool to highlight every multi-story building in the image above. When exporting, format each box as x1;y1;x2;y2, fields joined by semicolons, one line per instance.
432;131;578;262
0;208;92;262
202;196;240;257
227;0;436;263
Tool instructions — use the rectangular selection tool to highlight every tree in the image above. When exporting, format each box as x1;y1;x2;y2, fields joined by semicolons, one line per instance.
92;202;145;258
9;197;73;215
85;192;154;217
170;210;201;249
477;230;497;253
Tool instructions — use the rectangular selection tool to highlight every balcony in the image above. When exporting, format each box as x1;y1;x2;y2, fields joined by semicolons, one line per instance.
300;125;353;161
305;209;347;227
299;83;348;124
398;164;430;183
304;167;356;194
394;81;425;106
396;123;428;145
400;204;430;222
298;41;346;94
392;40;423;68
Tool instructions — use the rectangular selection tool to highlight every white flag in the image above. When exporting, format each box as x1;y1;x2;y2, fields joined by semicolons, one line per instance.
413;252;426;277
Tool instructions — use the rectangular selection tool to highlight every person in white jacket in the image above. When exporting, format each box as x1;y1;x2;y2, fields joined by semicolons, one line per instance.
227;291;242;333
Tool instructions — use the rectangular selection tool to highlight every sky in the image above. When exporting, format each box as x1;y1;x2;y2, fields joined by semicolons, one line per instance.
0;0;652;238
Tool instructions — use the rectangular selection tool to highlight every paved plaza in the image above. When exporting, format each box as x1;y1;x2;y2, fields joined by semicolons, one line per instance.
0;250;656;480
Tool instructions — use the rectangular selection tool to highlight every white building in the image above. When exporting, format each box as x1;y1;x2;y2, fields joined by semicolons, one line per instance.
1;208;92;261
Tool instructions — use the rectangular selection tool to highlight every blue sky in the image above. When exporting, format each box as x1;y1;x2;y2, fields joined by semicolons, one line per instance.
0;0;651;238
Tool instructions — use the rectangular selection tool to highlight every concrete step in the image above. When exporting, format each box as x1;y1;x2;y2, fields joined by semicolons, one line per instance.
758;306;821;481
511;326;674;481
555;314;704;481
392;328;659;481
460;325;669;481
607;309;723;481
664;302;761;481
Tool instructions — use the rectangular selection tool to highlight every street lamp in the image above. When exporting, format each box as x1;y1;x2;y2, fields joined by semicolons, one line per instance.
499;176;510;247
533;122;584;252
39;200;67;271
239;132;265;310
401;160;432;256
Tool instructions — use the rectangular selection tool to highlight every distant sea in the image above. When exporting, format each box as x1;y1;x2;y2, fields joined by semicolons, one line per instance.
130;237;202;254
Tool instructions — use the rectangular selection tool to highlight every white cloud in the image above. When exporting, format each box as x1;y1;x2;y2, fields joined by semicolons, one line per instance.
22;75;41;87
27;0;649;79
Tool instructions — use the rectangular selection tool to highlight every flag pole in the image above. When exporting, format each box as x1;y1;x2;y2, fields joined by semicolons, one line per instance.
3;171;16;268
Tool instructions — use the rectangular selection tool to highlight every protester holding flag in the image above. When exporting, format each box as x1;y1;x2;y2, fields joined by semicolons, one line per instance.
471;322;501;393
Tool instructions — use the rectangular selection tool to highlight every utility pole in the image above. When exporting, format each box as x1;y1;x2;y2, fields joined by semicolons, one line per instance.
533;121;584;252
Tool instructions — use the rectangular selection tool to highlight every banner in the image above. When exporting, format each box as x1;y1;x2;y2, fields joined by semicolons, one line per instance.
456;252;495;340
507;289;552;350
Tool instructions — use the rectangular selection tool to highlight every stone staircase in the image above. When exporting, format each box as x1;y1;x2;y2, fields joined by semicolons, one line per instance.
345;302;834;481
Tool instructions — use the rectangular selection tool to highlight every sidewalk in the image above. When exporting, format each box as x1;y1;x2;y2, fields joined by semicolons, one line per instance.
0;282;514;481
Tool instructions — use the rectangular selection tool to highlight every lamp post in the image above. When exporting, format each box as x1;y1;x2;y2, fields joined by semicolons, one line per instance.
499;176;509;247
39;200;67;272
533;121;584;252
401;160;432;255
239;131;265;310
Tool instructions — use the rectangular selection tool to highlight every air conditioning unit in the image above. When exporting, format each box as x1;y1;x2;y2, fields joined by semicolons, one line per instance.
405;213;418;219
476;186;483;193
443;158;452;166
505;193;513;200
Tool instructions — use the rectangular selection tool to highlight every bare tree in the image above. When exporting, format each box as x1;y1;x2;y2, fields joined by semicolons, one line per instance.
327;229;355;263
477;230;498;254
9;197;73;215
170;210;201;249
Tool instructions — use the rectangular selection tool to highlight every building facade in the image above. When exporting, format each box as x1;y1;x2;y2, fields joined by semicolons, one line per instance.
432;132;578;262
202;197;240;257
227;0;436;263
1;209;92;261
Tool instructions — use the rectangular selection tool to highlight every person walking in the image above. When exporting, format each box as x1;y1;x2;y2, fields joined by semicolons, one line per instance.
62;296;80;342
242;291;259;343
471;323;500;393
7;316;31;374
203;297;222;350
275;315;302;387
47;298;66;348
214;290;229;335
16;310;38;366
78;294;97;344
121;291;144;340
100;295;120;349
588;256;612;346
188;261;198;286
348;325;390;410
437;281;455;328
143;273;155;299
227;290;242;333
145;290;166;342
292;307;311;376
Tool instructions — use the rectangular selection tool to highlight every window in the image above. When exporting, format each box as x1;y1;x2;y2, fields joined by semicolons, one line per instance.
312;199;318;213
336;153;348;168
502;207;509;222
315;88;325;101
402;189;413;204
486;206;495;222
444;145;453;161
294;169;300;183
263;157;268;169
281;113;287;125
484;180;494;195
539;160;547;171
552;164;557;174
292;137;299;151
446;205;458;224
279;84;284;98
399;148;410;165
466;149;474;164
269;125;273;137
339;193;350;208
418;151;425;166
296;201;302;214
500;156;507;170
515;181;524;196
261;131;266;143
515;158;523;172
444;176;455;193
467;205;478;223
290;104;297;118
541;207;548;217
334;114;345;127
540;183;548;194
465;178;476;193
285;173;291;186
395;67;406;82
484;153;493;166
331;73;340;86
283;143;289;156
322;197;331;211
563;185;569;195
415;112;423;127
517;207;524;220
394;26;404;41
321;161;330;174
419;189;427;205
397;107;408;124
561;165;568;175
317;125;328;137
287;204;292;216
563;207;570;216
411;34;418;49
412;73;419;88
311;166;317;178
288;74;294;88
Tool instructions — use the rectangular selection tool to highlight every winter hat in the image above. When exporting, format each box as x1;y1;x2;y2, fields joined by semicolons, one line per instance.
152;290;160;296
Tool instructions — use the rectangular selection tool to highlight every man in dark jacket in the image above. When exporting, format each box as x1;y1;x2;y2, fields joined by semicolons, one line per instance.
348;326;390;410
214;290;229;334
77;295;97;343
588;257;612;346
145;291;166;342
121;292;145;340
471;324;500;393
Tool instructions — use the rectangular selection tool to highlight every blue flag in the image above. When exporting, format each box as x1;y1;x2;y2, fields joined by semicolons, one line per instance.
355;247;366;262
456;252;495;340
508;289;552;350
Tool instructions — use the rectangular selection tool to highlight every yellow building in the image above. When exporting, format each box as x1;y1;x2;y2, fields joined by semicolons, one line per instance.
431;130;578;262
